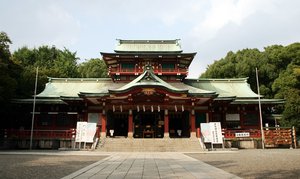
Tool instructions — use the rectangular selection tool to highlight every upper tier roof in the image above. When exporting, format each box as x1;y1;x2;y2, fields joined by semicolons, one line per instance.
114;39;182;53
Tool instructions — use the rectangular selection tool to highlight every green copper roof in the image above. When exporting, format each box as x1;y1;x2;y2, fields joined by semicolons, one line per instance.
29;76;283;105
170;82;216;96
36;78;122;98
185;78;259;98
114;39;182;53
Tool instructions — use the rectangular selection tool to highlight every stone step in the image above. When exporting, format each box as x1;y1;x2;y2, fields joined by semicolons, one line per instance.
97;137;203;152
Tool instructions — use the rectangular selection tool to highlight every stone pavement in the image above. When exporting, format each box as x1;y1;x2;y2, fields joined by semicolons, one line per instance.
62;152;241;179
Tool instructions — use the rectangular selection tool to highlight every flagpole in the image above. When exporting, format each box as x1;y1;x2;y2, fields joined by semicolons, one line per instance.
256;68;265;149
30;67;38;150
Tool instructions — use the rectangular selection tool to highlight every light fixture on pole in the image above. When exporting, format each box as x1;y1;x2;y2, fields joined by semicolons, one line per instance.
256;68;265;149
30;67;38;150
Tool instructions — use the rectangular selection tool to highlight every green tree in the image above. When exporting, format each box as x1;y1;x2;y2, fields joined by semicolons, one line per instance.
0;32;18;103
272;64;300;130
0;32;21;122
12;46;79;97
78;58;108;78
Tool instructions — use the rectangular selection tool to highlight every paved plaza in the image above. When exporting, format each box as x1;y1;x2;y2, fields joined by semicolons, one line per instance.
3;149;299;178
62;152;240;179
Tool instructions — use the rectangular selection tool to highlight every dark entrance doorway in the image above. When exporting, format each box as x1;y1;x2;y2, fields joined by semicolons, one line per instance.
169;111;190;138
133;111;164;138
107;111;128;137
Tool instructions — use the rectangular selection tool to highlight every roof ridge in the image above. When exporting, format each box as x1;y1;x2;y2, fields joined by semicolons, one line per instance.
48;77;112;82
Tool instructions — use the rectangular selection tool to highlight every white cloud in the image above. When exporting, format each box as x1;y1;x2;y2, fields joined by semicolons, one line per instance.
186;0;300;78
190;0;276;42
1;1;80;51
35;4;81;46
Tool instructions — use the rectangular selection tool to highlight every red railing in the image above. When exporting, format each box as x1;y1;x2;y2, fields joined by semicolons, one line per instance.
222;129;262;139
4;129;75;140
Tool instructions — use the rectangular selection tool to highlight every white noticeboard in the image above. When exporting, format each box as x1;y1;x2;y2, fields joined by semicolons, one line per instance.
75;122;87;142
200;122;223;144
75;122;97;143
85;123;97;143
200;123;212;143
210;122;223;144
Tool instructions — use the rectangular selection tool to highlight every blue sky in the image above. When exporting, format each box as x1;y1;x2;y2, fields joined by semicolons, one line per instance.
1;0;300;78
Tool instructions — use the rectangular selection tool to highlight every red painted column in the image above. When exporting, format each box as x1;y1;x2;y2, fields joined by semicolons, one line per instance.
101;110;106;138
164;109;169;138
197;128;201;138
128;110;133;138
190;110;196;137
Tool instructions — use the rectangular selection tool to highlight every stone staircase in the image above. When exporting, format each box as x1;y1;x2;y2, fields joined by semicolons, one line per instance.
97;137;203;152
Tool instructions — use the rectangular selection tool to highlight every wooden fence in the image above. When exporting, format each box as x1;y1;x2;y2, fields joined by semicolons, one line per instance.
264;127;296;148
222;127;297;148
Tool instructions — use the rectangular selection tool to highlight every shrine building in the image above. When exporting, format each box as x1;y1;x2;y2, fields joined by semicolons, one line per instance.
9;39;284;149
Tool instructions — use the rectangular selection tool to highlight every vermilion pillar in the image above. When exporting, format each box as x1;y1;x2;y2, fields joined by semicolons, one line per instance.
128;110;133;138
101;110;106;138
164;109;169;138
190;110;196;137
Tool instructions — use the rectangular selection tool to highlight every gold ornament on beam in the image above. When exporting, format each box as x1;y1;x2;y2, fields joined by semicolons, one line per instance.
142;88;155;95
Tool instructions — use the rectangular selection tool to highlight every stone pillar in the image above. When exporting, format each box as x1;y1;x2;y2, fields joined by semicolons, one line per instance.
190;109;196;137
128;109;133;138
100;110;106;138
164;109;169;138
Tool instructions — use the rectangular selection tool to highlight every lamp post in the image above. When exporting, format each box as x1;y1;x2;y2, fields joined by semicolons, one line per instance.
256;68;265;149
30;67;38;150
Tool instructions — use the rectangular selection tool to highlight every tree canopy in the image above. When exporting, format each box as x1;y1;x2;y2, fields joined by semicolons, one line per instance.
0;32;18;107
201;43;300;131
0;32;108;101
78;58;108;78
12;46;80;97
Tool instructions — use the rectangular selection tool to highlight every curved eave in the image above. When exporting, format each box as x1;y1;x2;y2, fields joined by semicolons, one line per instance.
231;99;285;104
78;92;109;98
188;77;249;82
12;98;66;104
114;50;183;53
214;96;236;101
188;93;218;98
101;52;196;56
60;96;83;101
101;52;196;67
